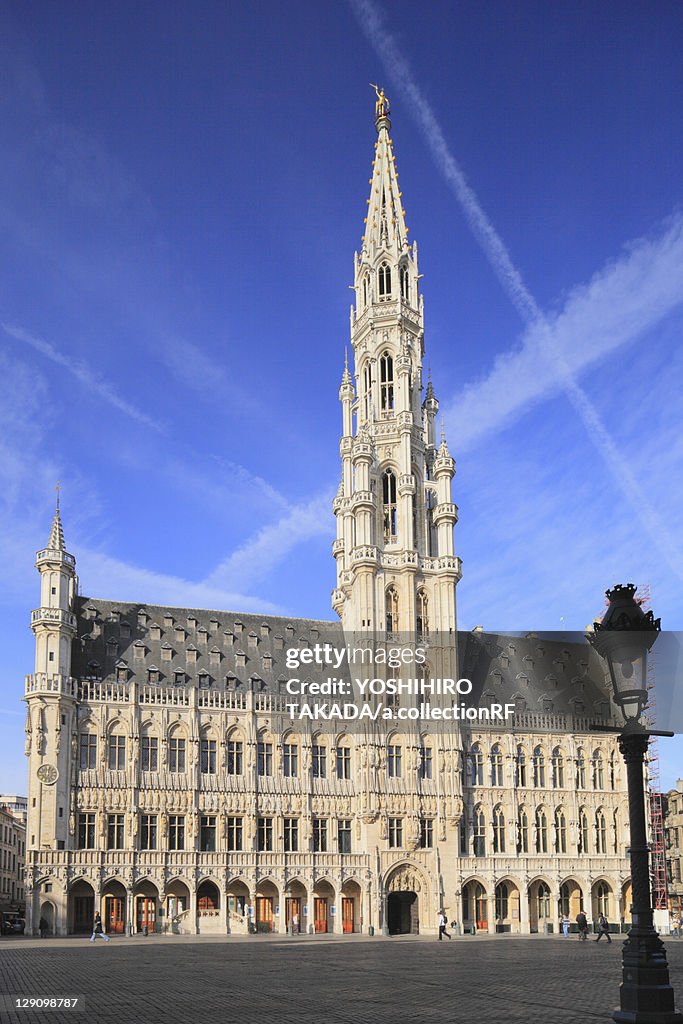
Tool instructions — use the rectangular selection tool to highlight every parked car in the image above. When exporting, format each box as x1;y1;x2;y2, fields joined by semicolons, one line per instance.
11;918;25;934
1;914;25;935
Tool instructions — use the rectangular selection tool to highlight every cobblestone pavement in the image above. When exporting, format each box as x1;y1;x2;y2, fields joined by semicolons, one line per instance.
0;935;681;1024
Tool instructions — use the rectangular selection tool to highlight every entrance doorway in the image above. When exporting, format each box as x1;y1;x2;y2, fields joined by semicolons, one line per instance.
256;896;274;932
387;891;419;935
104;895;125;934
70;880;95;934
342;897;354;934
136;897;156;933
314;897;328;933
285;897;301;933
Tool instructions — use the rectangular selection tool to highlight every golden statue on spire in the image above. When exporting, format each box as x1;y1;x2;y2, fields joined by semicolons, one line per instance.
370;84;390;119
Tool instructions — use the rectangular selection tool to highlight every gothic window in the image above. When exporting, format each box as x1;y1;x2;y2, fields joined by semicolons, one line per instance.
363;363;372;420
388;817;403;848
200;815;216;852
378;262;392;298
79;734;97;770
78;812;95;850
108;733;126;771
595;809;607;854
169;815;185;851
495;881;509;920
609;752;616;790
107;814;125;851
425;489;437;556
613;810;619;853
492;805;505;853
284;817;299;853
593;749;604;790
141;734;158;772
537;883;551;918
579;807;590;854
227;738;243;775
385;585;399;634
459;818;468;854
283;742;298;778
551;747;565;788
419;818;434;848
379;351;394;411
596;882;610;917
555;808;567;853
313;818;327;853
473;806;486;857
469;743;484;786
382;470;398;543
387;743;402;778
400;265;410;303
257;817;273;852
536;807;548;853
418;745;432;779
169;733;186;773
227;817;242;852
362;274;369;308
576;748;586;789
201;736;217;775
336;745;351;779
532;745;546;788
491;744;504;786
515;746;527;787
518;802;528;851
257;741;273;777
312;743;327;778
416;589;429;639
338;819;352;854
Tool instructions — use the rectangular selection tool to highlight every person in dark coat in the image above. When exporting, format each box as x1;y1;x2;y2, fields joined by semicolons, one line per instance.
595;913;612;942
576;911;589;941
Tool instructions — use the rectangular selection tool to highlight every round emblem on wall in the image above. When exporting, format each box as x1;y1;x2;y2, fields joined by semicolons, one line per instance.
37;763;59;785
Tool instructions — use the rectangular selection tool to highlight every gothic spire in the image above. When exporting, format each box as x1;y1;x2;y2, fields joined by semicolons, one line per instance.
362;87;409;256
47;507;66;552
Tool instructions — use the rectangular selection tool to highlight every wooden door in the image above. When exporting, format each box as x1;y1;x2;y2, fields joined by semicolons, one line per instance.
104;896;125;934
475;887;487;931
342;897;354;934
136;897;156;932
314;897;328;933
256;896;273;932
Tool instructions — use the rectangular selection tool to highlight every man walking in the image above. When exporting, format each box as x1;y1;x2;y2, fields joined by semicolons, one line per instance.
595;913;612;943
576;910;589;941
90;912;110;943
438;910;451;941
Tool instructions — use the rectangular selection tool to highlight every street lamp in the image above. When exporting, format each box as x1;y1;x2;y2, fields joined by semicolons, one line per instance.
588;583;682;1024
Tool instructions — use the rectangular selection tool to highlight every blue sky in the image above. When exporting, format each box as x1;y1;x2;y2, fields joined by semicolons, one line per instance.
1;0;682;791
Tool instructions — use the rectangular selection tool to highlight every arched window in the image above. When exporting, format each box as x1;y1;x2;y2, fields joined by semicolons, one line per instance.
559;882;571;918
425;488;437;557
593;749;604;790
400;265;410;303
491;744;503;787
382;470;397;542
518;809;529;853
595;809;607;854
555;808;567;853
379;351;394;411
469;744;484;787
613;809;619;853
537;883;551;918
609;751;617;790
493;805;505;853
495;881;509;920
536;808;548;853
579;808;590;854
362;363;372;421
385;586;399;634
378;262;392;298
473;806;486;857
362;274;369;308
596;882;610;917
515;746;527;788
576;748;586;789
416;589;429;639
551;747;564;788
532;746;546;788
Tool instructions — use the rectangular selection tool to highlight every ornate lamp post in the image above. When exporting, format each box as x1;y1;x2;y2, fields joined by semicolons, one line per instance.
588;583;682;1024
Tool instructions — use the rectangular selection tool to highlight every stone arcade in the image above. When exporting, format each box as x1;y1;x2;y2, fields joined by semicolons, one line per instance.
23;96;631;937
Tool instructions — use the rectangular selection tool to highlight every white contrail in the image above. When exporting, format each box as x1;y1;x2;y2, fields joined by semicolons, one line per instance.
349;0;683;582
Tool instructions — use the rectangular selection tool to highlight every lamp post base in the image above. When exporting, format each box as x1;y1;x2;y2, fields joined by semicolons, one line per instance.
612;925;683;1023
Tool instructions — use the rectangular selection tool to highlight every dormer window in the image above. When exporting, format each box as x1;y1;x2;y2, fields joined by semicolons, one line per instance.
161;642;173;661
197;626;208;644
186;645;199;664
379;352;394;411
198;672;210;689
400;265;410;302
147;667;159;684
248;632;259;648
378;262;391;298
260;623;270;638
163;614;174;628
209;647;221;665
120;621;131;639
175;626;186;643
116;663;128;683
150;623;162;641
174;670;185;686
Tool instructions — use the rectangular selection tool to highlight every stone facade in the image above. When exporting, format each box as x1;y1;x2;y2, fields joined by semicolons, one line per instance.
23;98;631;938
665;780;683;919
0;806;26;916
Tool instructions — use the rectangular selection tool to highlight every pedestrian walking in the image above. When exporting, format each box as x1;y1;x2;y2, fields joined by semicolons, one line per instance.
90;912;110;943
671;914;680;938
576;911;589;941
292;912;299;935
438;910;451;941
561;914;570;938
38;916;47;939
595;913;612;943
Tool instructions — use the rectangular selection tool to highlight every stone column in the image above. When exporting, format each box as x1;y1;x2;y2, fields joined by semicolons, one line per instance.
520;885;531;934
